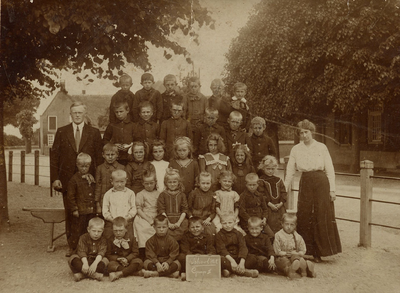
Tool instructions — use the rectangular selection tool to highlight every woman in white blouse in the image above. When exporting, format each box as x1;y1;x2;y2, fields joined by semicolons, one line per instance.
285;119;341;262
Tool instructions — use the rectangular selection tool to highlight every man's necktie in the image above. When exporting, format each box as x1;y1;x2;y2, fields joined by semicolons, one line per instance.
75;125;80;151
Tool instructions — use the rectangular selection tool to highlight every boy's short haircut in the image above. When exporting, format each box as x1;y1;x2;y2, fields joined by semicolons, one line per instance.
88;217;105;229
163;74;177;84
233;82;247;92
139;100;154;111
103;143;119;153
229;111;243;120
171;98;184;108
196;171;212;185
154;214;168;226
251;117;266;128
220;212;235;222
245;173;259;183
141;73;155;83
113;216;128;228
111;169;127;180
281;213;297;224
76;152;92;164
218;170;236;183
248;216;263;227
119;74;133;84
188;216;203;227
70;101;87;111
258;155;279;170
205;107;218;116
188;76;201;86
210;79;224;88
112;92;130;110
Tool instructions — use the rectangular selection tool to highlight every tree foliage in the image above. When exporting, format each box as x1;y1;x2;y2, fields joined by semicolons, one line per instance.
1;0;213;99
224;0;400;124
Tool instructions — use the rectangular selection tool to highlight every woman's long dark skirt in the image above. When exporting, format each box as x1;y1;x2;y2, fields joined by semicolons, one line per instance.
297;171;342;257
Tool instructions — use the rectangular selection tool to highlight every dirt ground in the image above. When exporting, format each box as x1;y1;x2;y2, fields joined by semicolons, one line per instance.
1;181;400;293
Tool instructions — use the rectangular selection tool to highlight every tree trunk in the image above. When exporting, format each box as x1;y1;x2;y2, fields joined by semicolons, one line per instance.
0;97;10;231
25;137;32;154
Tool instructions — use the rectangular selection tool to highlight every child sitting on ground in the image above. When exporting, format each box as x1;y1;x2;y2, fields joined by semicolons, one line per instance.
102;170;137;239
126;141;156;194
160;100;193;156
238;173;274;239
244;217;276;274
212;171;245;235
250;117;277;168
177;216;216;281
225;111;252;157
133;73;163;123
258;155;287;234
199;133;232;191
160;74;183;124
157;168;189;241
274;213;316;279
231;143;255;194
216;213;259;278
133;170;160;258
168;137;199;196
149;140;169;191
103;96;135;165
194;107;227;156
133;101;160;145
67;153;96;251
143;215;181;278
68;217;108;282
187;172;217;236
95;144;125;215
109;74;135;124
230;82;251;131
106;217;143;281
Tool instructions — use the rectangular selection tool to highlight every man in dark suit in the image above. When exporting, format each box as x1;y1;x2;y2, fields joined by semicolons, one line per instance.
50;101;103;256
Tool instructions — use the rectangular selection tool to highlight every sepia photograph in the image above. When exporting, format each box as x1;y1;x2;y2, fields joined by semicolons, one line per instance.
1;0;400;292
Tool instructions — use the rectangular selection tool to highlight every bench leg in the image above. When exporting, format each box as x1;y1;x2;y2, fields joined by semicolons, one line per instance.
47;223;55;252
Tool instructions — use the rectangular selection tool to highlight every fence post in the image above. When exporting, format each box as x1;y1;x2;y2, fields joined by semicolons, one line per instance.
8;151;13;182
34;150;39;186
21;151;25;183
360;160;373;248
283;156;294;210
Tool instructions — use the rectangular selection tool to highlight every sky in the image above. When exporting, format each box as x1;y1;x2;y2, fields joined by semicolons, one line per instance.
5;0;260;137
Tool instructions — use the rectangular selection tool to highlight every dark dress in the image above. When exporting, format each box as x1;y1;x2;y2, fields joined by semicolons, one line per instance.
258;173;287;234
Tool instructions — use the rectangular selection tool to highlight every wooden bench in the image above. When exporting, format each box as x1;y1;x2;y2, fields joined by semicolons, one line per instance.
23;208;65;252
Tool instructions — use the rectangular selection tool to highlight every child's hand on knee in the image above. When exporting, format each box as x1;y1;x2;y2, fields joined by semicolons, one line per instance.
156;262;163;272
161;262;170;271
88;263;98;276
230;260;238;271
268;257;276;270
168;222;176;230
82;263;89;274
237;259;245;274
73;210;79;218
203;218;211;226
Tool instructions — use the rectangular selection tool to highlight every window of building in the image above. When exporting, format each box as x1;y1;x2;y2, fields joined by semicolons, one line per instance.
48;116;57;131
48;134;55;146
368;105;383;144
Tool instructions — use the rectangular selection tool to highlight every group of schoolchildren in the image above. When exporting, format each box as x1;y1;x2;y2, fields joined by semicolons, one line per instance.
67;73;316;282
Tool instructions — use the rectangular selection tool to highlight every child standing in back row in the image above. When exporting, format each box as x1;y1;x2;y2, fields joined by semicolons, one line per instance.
160;74;183;124
109;74;135;124
133;73;163;123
